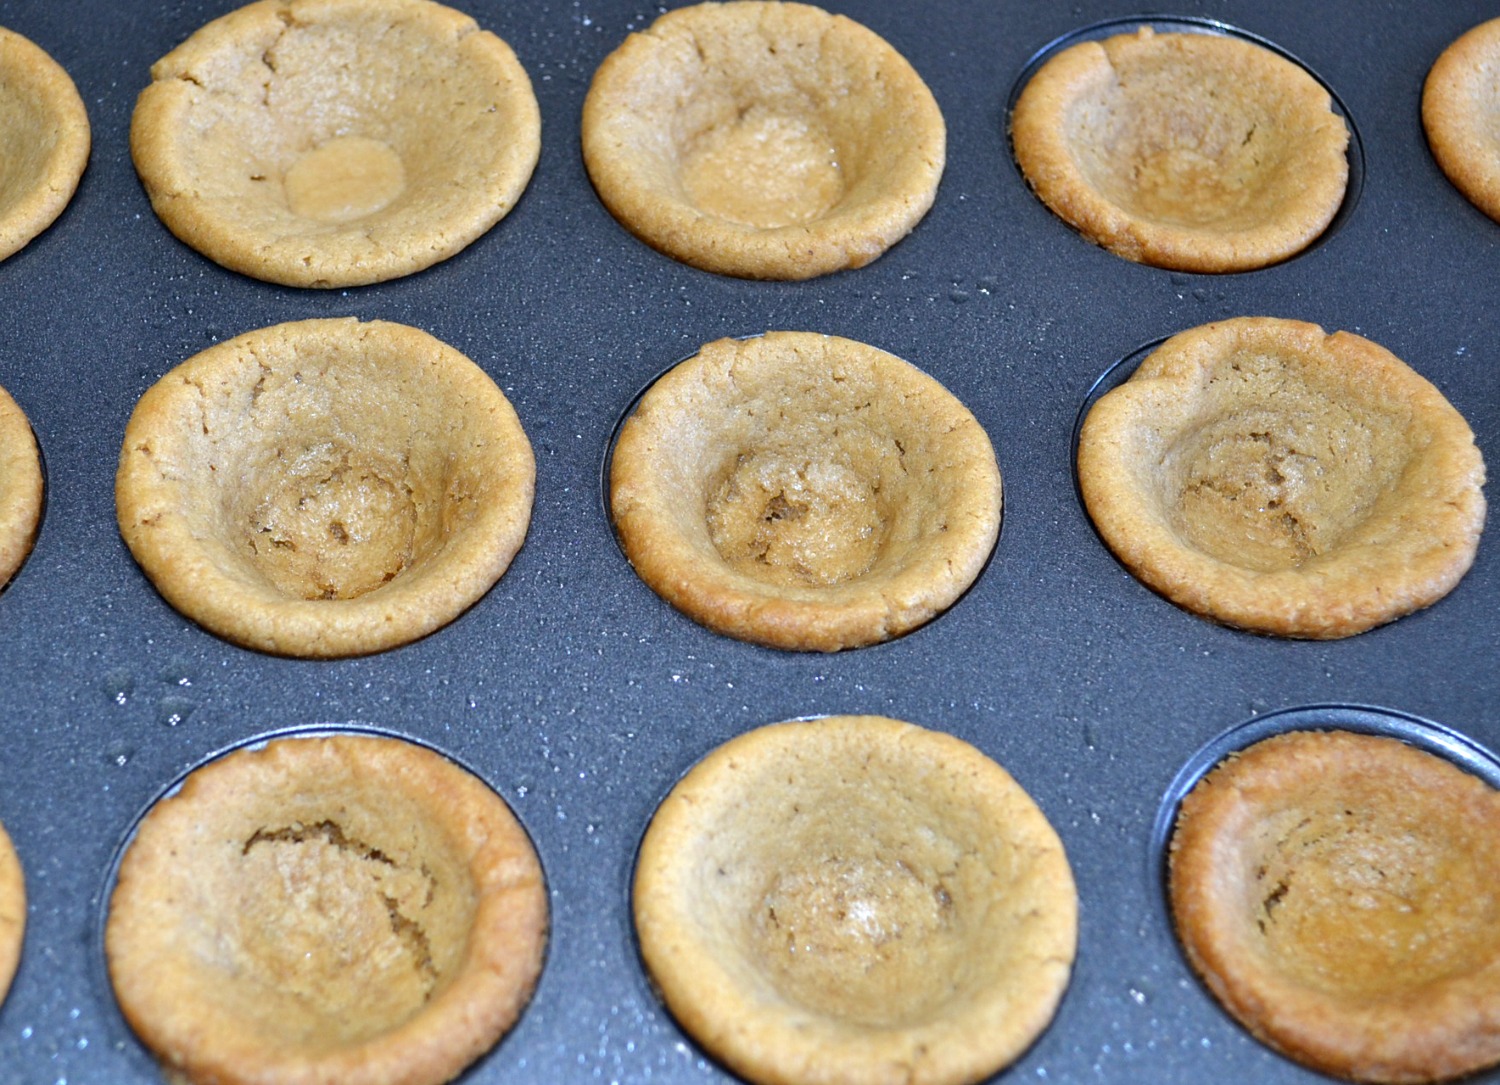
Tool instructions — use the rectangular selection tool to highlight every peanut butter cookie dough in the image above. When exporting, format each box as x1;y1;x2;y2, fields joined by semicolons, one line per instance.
1170;730;1500;1083
1011;27;1349;272
1423;18;1500;225
635;715;1077;1085
1077;317;1485;638
0;819;23;1008
0;383;43;591
131;0;540;287
582;1;945;279
116;318;535;658
0;26;90;263
106;733;548;1085
610;332;1001;651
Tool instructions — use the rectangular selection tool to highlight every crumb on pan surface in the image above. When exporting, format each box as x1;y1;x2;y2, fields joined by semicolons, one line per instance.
634;715;1077;1085
1011;27;1349;272
581;0;944;279
130;0;540;287
0;383;43;591
0;24;91;263
1423;17;1500;225
1170;729;1500;1083
115;317;535;658
610;332;1001;651
105;733;548;1085
1077;316;1485;638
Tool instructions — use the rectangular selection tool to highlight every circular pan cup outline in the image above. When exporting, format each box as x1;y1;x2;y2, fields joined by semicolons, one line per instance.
596;336;1006;650
1003;14;1367;270
90;721;551;1077
1146;702;1500;1007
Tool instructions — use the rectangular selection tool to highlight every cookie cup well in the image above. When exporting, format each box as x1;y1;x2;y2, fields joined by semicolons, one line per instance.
131;0;540;287
610;333;1001;651
1170;729;1500;1083
1077;317;1485;638
634;715;1077;1085
116;318;534;657
1011;27;1348;272
105;733;547;1085
582;1;944;280
0;26;90;262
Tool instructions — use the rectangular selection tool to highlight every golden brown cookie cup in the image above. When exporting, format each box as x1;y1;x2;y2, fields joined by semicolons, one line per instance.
106;733;548;1085
1011;27;1349;272
610;333;1001;651
131;0;540;288
116;318;535;658
0;384;42;591
0;819;23;1007
1077;317;1485;638
1170;729;1500;1083
635;715;1077;1085
1423;18;1500;224
0;26;89;263
582;1;944;280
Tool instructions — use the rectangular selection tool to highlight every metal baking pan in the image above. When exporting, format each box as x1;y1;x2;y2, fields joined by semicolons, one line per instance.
0;1;1495;1082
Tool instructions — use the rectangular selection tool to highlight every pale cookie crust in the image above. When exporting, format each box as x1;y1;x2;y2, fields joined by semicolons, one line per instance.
1423;18;1500;224
610;332;1001;651
0;819;23;1007
1170;730;1500;1083
1011;27;1349;272
0;383;43;591
582;1;944;280
0;26;90;263
1077;317;1485;638
635;715;1077;1085
106;734;548;1085
116;318;535;658
131;0;540;288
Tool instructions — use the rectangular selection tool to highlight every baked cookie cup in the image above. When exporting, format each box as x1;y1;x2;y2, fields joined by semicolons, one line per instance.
610;332;1001;651
1012;27;1349;272
131;0;540;287
0;819;23;1008
1077;317;1485;638
1170;729;1500;1083
1423;18;1500;224
116;318;535;658
106;733;548;1085
0;26;90;263
0;383;43;590
582;1;944;279
635;715;1077;1085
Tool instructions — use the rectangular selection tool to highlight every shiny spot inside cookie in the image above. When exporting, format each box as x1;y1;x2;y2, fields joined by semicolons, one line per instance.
283;135;407;223
747;853;963;1027
680;108;844;229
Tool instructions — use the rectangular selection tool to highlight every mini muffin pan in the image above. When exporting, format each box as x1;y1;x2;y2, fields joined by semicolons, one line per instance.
0;2;1495;1083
